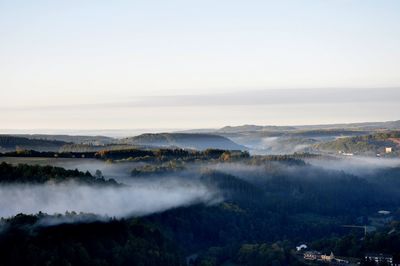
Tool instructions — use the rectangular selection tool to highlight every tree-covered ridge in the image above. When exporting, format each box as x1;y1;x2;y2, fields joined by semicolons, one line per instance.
142;164;400;258
315;131;400;155
0;213;182;266
0;162;118;185
0;135;68;152
0;132;247;153
0;149;98;158
7;211;399;266
96;148;250;162
0;148;251;162
128;152;316;178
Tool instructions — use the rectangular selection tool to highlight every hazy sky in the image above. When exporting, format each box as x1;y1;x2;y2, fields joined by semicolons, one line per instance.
1;0;399;130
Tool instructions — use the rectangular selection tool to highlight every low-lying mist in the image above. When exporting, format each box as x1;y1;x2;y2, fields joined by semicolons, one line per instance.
203;156;400;186
306;156;400;176
261;137;310;154
0;178;221;219
2;154;399;222
233;136;314;155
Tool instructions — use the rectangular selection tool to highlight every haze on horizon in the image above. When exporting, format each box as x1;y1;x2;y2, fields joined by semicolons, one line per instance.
1;1;399;130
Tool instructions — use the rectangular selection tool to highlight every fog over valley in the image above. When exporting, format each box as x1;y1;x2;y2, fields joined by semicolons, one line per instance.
1;1;400;264
0;178;220;219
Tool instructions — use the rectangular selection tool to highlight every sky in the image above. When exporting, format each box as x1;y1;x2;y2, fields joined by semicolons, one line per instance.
1;0;399;131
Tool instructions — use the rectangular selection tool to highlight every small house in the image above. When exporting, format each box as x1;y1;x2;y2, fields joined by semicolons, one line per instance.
304;251;321;260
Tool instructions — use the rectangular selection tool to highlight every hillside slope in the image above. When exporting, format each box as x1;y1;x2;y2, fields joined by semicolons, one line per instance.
315;131;400;156
118;133;246;150
0;135;68;152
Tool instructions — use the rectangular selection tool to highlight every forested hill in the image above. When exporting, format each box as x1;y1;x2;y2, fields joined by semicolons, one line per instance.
118;133;246;150
0;214;181;266
0;135;68;152
315;131;400;156
217;125;296;133
0;162;118;185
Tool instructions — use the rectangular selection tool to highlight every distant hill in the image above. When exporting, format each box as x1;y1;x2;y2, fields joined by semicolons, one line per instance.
118;133;246;150
0;135;68;152
58;143;140;153
295;120;400;131
11;134;115;145
214;120;400;133
315;131;400;156
202;121;400;155
217;125;296;133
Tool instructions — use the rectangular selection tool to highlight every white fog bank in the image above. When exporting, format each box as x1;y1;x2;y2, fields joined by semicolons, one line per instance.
0;179;221;218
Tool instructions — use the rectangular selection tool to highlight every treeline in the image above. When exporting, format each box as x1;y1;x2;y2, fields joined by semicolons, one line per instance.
0;148;250;162
131;160;186;177
1;148;316;164
97;148;250;162
129;153;316;177
247;153;316;166
0;162;118;185
0;149;97;158
0;213;182;266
